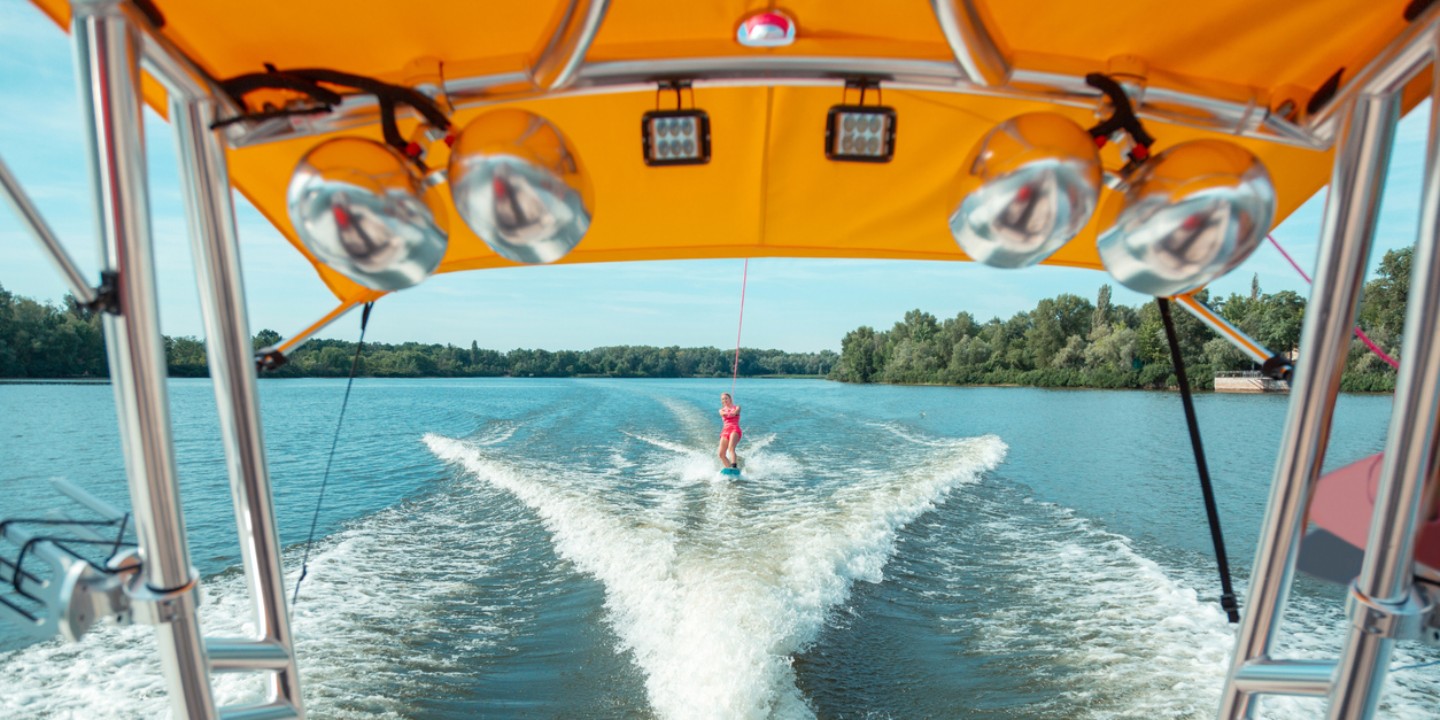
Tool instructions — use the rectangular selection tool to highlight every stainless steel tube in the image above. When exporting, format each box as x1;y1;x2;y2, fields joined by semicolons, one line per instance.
0;154;98;307
174;93;305;713
1304;4;1440;145
229;58;1319;150
1219;90;1399;719
71;0;216;716
1232;659;1336;697
1325;51;1440;720
929;0;1010;86
206;638;295;672
1173;294;1273;366
531;0;610;90
218;701;301;720
133;8;220;102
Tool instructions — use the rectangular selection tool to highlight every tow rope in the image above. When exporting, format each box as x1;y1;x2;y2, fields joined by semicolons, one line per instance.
292;301;373;606
730;258;749;394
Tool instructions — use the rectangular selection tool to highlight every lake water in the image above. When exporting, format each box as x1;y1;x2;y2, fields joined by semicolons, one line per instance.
1;379;1437;718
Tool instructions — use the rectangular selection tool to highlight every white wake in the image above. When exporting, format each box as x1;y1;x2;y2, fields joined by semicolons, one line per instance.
426;431;1006;719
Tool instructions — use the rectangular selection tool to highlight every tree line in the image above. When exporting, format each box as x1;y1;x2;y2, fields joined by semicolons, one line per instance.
828;248;1410;393
0;248;1409;389
0;286;834;379
239;331;836;379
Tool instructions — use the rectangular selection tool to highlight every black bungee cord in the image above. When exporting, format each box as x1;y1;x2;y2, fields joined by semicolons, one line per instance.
216;65;453;170
292;301;374;606
1158;298;1240;623
1084;72;1241;624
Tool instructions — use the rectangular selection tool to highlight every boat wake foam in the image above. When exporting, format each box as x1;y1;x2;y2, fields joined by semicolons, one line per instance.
0;484;537;719
425;431;1007;720
948;495;1440;719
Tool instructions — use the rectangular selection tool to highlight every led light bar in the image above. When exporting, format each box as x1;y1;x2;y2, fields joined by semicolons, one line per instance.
642;110;711;166
825;105;896;162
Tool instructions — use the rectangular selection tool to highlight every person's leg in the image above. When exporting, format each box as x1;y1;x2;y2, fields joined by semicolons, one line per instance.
726;433;741;468
718;433;730;466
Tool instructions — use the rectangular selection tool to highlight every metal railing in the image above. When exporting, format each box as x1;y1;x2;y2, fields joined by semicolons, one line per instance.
1218;23;1440;720
0;0;305;717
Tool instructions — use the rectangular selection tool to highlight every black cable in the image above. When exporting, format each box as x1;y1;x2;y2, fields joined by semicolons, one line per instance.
211;105;335;130
0;556;43;585
1393;659;1440;672
0;594;38;623
281;68;451;130
292;302;374;606
11;536;137;601
219;71;344;109
1158;298;1240;623
107;513;130;566
216;66;451;162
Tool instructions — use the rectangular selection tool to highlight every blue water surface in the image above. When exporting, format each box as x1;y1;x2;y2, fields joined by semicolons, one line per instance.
1;379;1435;719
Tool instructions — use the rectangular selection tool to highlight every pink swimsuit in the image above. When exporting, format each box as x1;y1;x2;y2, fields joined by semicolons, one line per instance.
720;405;742;439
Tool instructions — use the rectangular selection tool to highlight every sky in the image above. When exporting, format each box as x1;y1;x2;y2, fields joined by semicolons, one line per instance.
0;0;1428;353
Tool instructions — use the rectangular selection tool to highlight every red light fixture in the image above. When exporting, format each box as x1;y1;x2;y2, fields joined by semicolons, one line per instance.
736;11;796;47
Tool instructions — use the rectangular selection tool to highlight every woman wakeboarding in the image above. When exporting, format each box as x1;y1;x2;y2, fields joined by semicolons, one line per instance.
718;392;742;471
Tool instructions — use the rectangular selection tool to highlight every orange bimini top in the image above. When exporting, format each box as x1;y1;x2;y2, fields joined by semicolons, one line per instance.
27;0;1434;311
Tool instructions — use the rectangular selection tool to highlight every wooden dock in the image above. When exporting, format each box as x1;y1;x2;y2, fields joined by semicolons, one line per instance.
1214;371;1289;393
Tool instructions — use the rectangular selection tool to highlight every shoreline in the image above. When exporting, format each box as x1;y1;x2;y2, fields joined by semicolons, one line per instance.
0;376;1396;395
0;374;829;383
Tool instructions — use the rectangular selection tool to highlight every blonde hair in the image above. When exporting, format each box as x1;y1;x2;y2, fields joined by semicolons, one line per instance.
721;392;733;402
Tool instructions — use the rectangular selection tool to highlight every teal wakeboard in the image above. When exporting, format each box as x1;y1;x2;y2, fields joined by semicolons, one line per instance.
720;467;741;477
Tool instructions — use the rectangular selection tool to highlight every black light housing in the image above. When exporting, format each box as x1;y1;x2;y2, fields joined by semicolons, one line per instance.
825;105;896;162
642;109;711;166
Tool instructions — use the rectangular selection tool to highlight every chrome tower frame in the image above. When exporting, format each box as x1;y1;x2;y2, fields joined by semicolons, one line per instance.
70;1;217;716
2;0;1440;717
20;0;305;717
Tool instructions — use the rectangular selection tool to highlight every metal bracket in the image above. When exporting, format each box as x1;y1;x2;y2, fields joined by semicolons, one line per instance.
87;270;122;315
1261;354;1295;382
123;556;201;626
1;539;203;643
1;523;136;642
255;347;289;372
1346;582;1437;642
843;77;885;106
0;479;200;642
653;79;694;111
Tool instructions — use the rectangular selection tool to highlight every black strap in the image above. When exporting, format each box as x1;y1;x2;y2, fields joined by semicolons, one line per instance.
292;302;373;606
1158;298;1241;623
216;67;451;162
1085;73;1155;147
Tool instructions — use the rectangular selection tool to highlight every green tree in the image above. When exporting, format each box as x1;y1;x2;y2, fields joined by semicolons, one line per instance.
834;326;882;383
253;328;283;351
1027;294;1093;368
1255;290;1305;356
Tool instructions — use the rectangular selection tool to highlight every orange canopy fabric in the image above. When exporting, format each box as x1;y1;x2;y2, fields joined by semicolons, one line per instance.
29;0;1418;305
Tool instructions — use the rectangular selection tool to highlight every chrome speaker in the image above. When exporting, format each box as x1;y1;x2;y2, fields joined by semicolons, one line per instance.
448;109;593;264
950;113;1102;268
1097;140;1276;297
286;138;448;291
